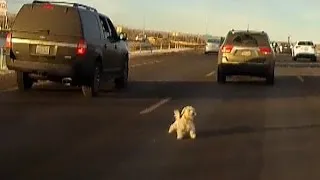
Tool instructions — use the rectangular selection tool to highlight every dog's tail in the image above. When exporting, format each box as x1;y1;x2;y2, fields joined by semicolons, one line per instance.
173;109;180;121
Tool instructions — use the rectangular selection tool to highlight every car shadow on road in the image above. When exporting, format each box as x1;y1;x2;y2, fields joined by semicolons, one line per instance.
17;75;320;100
99;75;320;99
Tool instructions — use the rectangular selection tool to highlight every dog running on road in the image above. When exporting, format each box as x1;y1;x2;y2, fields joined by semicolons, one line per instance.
168;106;197;140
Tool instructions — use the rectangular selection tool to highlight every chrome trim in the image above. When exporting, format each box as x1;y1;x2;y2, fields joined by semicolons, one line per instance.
11;38;78;48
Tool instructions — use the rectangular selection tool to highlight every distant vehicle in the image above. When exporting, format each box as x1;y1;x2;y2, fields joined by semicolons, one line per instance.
135;34;147;41
5;0;129;97
292;41;317;62
205;39;220;54
217;30;275;85
279;42;292;54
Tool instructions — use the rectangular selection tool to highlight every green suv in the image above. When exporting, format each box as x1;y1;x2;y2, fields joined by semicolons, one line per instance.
216;30;275;85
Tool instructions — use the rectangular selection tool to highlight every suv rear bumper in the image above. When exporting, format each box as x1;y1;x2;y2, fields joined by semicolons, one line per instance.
219;62;273;76
6;59;74;76
5;56;93;83
293;53;316;58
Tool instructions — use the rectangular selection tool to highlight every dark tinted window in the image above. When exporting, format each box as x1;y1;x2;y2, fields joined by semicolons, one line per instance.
99;15;111;39
105;17;118;39
207;39;220;43
12;4;81;36
226;32;270;46
298;41;313;46
79;9;101;40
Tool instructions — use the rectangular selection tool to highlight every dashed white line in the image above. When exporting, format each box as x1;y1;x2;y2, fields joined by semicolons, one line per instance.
139;97;171;115
0;87;18;93
205;71;215;77
297;75;304;82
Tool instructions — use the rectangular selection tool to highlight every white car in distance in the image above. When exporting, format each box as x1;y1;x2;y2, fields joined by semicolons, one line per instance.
292;41;317;62
205;39;221;54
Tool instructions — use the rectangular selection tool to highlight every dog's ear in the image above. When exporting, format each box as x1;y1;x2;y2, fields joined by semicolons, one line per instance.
181;106;187;116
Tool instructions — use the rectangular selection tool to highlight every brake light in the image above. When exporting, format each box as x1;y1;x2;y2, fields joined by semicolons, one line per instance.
259;47;272;55
221;45;233;53
43;3;54;10
76;40;87;55
5;32;12;48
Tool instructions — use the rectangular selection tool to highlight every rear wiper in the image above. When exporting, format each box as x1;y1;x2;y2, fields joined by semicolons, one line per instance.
34;29;50;34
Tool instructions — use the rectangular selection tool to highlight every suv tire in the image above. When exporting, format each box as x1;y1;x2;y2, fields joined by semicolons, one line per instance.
217;65;226;84
266;71;275;85
292;56;297;61
115;58;128;89
311;56;317;62
82;62;102;97
17;71;33;91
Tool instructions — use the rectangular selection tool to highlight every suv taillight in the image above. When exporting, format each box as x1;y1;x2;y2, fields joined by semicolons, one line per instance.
259;47;272;55
43;3;54;10
76;40;87;55
5;32;12;48
221;45;233;53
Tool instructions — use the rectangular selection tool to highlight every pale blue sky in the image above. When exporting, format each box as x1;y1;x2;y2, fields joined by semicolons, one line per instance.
7;0;320;42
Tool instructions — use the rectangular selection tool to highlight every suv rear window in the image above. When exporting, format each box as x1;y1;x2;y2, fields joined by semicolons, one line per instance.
298;41;313;46
225;32;270;47
12;4;82;36
207;39;220;43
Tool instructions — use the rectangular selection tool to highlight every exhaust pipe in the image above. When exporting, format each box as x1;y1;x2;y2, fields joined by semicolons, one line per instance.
62;77;72;86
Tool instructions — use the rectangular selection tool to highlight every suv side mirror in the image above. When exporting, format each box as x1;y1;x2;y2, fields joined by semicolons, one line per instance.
119;32;127;41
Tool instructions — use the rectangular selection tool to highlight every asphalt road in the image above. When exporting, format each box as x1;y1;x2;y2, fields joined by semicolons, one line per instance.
1;51;320;180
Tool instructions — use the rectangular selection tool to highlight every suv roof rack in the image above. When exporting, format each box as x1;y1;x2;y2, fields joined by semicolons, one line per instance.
32;0;97;13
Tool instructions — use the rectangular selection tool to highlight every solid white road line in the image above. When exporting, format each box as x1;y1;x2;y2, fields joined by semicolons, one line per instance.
297;75;304;82
140;97;171;115
205;71;215;77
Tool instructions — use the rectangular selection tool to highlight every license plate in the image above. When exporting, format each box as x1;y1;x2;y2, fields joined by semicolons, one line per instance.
304;47;308;51
36;45;50;55
241;51;251;56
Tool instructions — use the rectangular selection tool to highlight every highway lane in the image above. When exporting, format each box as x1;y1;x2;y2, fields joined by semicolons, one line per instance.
1;51;320;179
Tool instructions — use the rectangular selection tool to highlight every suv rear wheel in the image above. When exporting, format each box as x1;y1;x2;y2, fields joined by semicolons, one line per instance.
217;65;226;84
266;70;275;85
17;71;33;91
311;56;317;62
82;62;102;97
292;56;297;61
115;59;128;89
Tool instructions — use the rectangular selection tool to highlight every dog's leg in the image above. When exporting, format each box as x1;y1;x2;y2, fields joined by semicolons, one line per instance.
189;130;196;139
189;124;196;139
176;129;184;140
168;123;176;134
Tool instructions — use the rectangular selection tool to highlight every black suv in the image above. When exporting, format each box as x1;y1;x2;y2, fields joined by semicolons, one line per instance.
5;1;129;97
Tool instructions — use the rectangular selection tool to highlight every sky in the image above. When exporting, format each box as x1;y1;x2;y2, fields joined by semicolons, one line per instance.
6;0;320;42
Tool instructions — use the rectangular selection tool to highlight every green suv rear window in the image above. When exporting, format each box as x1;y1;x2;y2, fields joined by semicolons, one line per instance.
12;4;82;36
225;32;270;47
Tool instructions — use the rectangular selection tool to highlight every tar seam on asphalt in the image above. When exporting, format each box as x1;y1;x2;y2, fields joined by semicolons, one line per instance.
139;97;171;115
297;75;304;82
205;71;215;77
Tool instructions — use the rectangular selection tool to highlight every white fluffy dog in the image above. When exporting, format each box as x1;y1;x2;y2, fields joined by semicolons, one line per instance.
168;106;197;140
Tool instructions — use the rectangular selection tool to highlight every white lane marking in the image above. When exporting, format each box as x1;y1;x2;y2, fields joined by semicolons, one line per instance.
140;97;171;115
205;71;215;77
297;75;304;82
130;60;163;68
0;87;18;93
